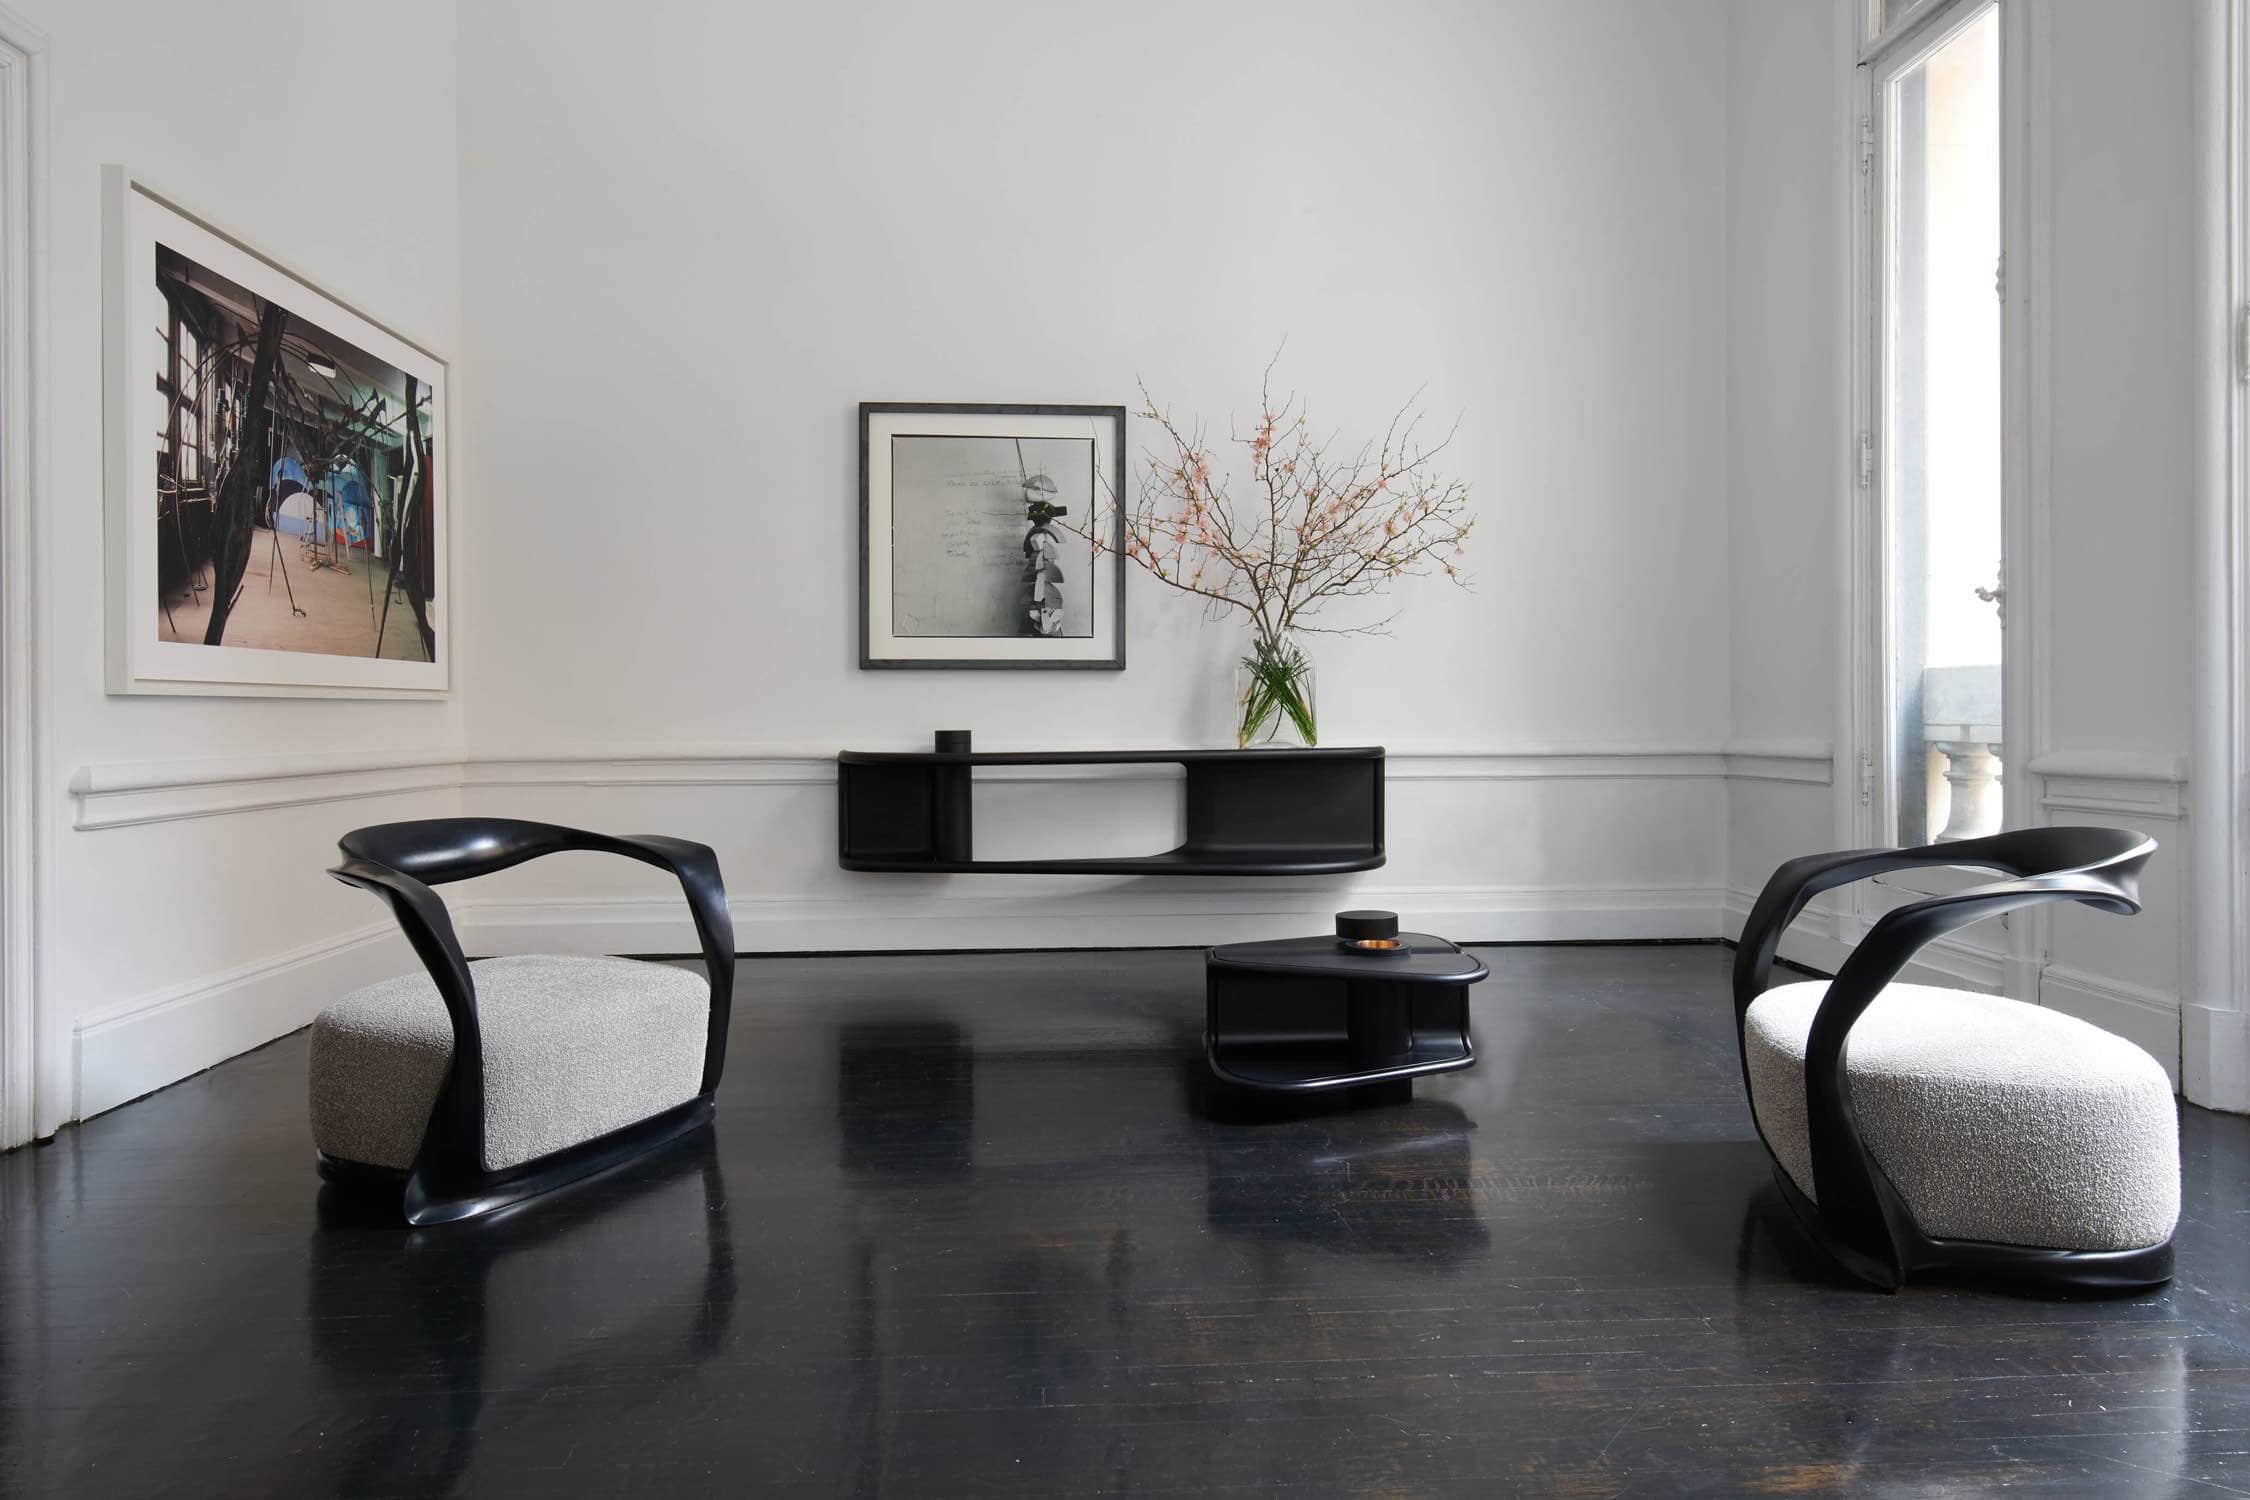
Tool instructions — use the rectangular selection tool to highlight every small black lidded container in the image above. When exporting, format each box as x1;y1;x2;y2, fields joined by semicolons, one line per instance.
932;729;973;863
1336;909;1408;955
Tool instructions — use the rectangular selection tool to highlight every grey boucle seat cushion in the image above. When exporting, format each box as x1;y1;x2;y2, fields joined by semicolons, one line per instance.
309;955;709;1173
1744;980;2178;1252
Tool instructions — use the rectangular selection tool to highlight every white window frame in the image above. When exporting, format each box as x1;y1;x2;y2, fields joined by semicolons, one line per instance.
1862;0;1954;62
1841;0;2039;998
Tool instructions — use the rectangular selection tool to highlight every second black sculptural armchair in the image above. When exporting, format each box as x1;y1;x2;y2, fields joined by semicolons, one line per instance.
1732;825;2176;1291
313;818;735;1225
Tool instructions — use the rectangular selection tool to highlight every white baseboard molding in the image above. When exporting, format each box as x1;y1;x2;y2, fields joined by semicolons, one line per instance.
74;921;408;1118
2038;965;2182;1084
1723;887;1849;975
2183;1001;2250;1113
456;884;1729;957
62;883;1726;1119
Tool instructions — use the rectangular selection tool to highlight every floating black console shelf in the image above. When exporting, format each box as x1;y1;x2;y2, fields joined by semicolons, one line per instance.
836;738;1384;876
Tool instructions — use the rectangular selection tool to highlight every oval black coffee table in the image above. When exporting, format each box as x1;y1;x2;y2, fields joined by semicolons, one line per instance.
1204;930;1488;1093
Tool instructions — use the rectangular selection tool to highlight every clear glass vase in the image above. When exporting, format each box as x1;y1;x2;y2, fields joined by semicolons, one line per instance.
1235;635;1317;748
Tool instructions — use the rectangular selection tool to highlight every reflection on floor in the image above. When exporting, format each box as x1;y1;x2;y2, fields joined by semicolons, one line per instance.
6;944;2249;1497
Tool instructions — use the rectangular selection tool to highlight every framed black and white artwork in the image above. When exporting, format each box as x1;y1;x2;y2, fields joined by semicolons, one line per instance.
102;168;450;697
860;403;1126;669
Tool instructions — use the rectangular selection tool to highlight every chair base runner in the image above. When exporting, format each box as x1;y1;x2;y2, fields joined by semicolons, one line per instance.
1771;1166;2174;1294
318;1094;718;1226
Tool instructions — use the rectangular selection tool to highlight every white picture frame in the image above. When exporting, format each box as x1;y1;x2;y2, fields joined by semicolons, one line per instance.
102;168;451;697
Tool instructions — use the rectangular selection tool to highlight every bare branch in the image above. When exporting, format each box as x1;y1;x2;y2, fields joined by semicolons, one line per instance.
1117;355;1476;650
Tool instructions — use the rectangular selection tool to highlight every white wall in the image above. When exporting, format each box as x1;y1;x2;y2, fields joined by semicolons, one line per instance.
19;0;465;1125
13;0;2217;1126
452;0;1741;954
1723;0;1847;935
2028;2;2196;1076
1721;0;2203;1088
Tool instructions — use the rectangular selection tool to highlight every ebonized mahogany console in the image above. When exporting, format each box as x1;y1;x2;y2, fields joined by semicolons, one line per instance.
835;741;1385;876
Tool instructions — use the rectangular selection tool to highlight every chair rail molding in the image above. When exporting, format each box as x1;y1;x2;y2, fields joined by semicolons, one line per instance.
1722;739;1835;785
69;748;467;830
72;739;1773;830
488;740;1742;957
0;3;49;1148
476;740;1753;786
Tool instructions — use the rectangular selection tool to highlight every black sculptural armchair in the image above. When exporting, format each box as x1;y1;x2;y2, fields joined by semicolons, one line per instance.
1732;826;2175;1291
316;818;735;1226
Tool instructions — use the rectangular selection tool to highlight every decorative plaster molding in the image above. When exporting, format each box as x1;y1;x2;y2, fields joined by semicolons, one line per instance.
2024;749;2189;821
70;750;464;830
2022;749;2189;784
73;740;1810;829
1721;740;1835;784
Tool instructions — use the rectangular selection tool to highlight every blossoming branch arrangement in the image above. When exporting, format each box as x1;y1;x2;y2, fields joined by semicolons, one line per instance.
1117;362;1476;746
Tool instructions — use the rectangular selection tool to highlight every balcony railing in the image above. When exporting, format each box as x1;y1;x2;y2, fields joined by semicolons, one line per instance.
1922;662;2001;842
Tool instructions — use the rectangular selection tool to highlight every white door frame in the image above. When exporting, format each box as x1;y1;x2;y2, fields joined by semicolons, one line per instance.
1840;0;2040;998
0;3;46;1148
2187;0;2250;1111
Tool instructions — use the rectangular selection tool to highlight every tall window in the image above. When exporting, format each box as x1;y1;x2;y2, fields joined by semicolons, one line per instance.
156;303;206;488
175;321;201;484
1868;1;2004;848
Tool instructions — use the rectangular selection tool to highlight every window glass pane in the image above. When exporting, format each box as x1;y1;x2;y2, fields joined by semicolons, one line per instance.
1884;5;2002;845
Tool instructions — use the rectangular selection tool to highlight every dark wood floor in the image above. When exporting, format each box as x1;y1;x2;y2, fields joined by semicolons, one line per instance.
6;944;2250;1497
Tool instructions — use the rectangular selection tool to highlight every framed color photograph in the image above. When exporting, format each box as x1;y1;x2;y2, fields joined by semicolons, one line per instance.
860;403;1126;669
103;168;450;696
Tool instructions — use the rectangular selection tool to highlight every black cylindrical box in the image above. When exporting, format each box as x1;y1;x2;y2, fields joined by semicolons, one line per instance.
932;729;973;861
1336;909;1399;943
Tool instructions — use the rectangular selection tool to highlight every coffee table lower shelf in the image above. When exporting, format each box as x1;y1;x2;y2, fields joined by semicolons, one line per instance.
1203;932;1487;1094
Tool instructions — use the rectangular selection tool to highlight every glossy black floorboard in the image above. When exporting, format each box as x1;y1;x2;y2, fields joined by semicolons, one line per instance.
7;944;2250;1497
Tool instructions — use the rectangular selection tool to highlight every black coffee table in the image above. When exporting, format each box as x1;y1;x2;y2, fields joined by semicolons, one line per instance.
1203;932;1488;1093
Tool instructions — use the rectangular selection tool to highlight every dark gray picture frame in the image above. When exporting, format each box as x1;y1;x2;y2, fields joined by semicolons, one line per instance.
859;402;1128;670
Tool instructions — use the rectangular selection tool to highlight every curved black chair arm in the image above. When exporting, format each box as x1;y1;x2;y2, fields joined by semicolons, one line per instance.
598;832;736;1091
1730;825;2158;1287
328;856;490;1183
1730;827;2150;1020
333;819;735;1086
324;818;737;1225
1734;847;1935;1019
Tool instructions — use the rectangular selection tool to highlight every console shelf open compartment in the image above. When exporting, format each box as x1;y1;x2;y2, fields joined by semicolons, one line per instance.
835;744;1385;876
